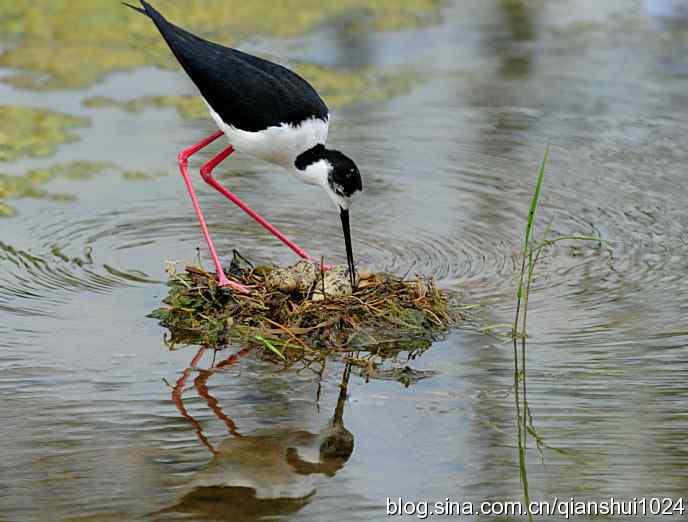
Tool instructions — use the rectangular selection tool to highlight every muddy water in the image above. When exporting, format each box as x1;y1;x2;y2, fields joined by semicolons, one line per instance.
2;1;688;520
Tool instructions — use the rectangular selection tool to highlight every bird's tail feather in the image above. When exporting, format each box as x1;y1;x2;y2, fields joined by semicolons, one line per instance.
121;2;145;15
121;0;211;88
122;1;182;41
122;1;166;22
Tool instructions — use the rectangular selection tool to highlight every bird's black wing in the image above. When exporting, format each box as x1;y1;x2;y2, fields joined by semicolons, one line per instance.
126;1;329;132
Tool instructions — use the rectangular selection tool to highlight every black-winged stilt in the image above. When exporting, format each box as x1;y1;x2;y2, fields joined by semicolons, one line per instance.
124;1;363;293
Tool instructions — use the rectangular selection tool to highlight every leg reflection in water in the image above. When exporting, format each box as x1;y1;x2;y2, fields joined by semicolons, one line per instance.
156;350;355;521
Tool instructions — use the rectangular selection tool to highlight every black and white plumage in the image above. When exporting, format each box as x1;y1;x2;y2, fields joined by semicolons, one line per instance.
125;0;363;286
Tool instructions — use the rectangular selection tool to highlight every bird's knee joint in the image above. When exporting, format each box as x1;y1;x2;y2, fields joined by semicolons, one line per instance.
177;151;189;165
200;166;214;182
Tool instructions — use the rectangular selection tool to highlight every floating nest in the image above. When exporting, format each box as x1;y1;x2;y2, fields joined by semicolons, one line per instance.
150;252;461;361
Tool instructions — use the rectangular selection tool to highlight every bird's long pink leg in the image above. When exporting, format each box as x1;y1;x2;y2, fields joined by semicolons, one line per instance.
200;145;316;262
177;132;250;293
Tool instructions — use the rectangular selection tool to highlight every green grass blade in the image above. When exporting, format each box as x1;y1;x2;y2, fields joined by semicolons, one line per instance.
255;335;286;360
523;144;550;251
528;235;607;255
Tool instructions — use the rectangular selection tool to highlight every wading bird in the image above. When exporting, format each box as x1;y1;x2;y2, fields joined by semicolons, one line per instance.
124;0;363;293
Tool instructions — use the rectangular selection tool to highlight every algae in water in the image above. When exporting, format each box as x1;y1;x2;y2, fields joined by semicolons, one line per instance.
82;65;417;118
0;161;116;217
0;0;440;90
0;106;90;163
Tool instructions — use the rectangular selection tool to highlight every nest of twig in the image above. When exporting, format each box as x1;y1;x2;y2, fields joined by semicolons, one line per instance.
150;252;460;360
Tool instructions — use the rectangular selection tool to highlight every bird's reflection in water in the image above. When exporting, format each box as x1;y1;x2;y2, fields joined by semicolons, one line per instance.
155;350;354;521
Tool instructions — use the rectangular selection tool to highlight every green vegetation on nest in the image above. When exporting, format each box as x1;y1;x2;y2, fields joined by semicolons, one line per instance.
0;106;90;163
0;0;439;90
150;254;459;361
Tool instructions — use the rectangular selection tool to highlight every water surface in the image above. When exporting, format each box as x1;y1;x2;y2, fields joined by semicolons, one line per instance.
2;1;688;520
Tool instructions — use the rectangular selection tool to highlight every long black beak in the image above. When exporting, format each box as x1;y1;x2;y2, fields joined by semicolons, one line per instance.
339;207;356;289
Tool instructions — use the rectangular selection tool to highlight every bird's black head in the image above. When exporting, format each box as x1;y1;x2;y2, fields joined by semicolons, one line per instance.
294;144;363;288
294;144;363;208
323;150;362;289
325;150;363;204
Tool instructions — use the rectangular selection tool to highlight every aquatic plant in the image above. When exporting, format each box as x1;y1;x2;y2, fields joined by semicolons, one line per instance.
150;253;458;363
0;106;89;162
512;145;604;521
513;146;604;348
0;0;439;90
0;161;147;217
83;65;417;118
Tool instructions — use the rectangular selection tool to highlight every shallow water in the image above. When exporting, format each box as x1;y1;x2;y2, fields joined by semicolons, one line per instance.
2;1;688;520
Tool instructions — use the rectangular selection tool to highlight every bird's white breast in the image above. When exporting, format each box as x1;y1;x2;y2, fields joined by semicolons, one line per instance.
204;100;329;169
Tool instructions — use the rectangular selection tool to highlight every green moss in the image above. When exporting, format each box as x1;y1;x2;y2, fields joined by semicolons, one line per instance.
295;64;418;107
0;106;90;163
0;202;17;217
0;161;113;217
83;95;208;120
33;160;115;180
0;159;170;217
0;171;62;201
0;1;439;90
121;170;167;180
83;65;417;119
